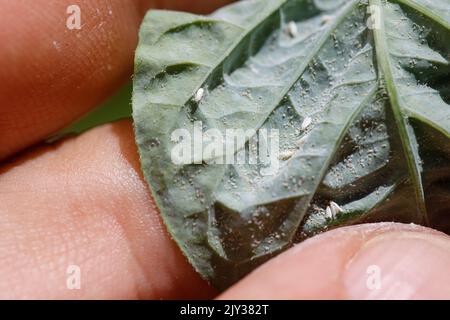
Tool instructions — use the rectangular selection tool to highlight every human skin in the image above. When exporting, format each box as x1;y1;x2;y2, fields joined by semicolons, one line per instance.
1;0;450;299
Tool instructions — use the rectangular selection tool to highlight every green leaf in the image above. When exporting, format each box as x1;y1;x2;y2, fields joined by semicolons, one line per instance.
48;82;132;142
132;0;450;289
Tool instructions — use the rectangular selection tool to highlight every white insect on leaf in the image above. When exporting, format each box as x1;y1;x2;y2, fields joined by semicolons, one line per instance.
278;150;295;161
325;206;333;219
301;117;312;130
286;21;298;38
330;201;344;218
194;87;204;103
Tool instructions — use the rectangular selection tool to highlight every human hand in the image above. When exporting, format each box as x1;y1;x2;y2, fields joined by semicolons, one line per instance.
1;0;450;300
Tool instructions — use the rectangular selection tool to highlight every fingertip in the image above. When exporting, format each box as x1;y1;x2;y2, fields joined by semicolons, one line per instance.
219;223;450;300
0;0;234;160
140;0;235;14
0;0;143;159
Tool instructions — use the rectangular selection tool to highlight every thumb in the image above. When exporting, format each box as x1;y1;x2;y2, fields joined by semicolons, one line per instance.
219;223;450;300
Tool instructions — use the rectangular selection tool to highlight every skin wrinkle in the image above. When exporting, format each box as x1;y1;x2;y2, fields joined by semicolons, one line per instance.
342;231;450;299
64;124;158;298
1;221;67;298
97;179;156;299
344;230;450;272
108;123;208;299
6;200;98;298
0;120;216;299
0;0;143;160
14;179;115;298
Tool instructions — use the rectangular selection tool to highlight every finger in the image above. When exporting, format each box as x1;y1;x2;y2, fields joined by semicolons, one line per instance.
153;0;235;13
0;0;232;161
219;223;450;300
0;119;216;299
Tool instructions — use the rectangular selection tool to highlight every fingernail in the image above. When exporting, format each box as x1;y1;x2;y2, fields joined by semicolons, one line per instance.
344;231;450;299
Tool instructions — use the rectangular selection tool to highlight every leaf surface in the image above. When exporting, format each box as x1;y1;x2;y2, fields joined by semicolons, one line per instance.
133;0;450;289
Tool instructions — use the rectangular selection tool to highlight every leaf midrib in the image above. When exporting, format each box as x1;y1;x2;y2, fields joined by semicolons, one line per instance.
191;0;359;169
370;0;429;225
203;0;360;161
396;0;450;31
190;0;288;101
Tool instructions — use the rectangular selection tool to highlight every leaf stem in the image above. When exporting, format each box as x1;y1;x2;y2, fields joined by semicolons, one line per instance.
396;0;450;31
370;0;429;225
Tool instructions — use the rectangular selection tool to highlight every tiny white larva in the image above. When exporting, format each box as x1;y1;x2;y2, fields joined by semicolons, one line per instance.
330;201;344;217
194;88;204;103
301;117;312;130
286;21;298;38
325;206;333;219
278;150;295;161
